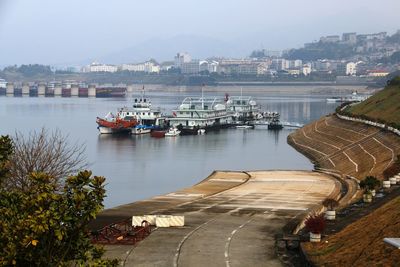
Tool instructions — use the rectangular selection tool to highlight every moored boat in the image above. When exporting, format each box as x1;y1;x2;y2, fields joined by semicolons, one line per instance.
268;119;283;130
226;95;262;123
165;127;181;137
150;130;166;138
236;125;254;129
131;124;152;135
96;110;138;134
168;97;234;135
130;88;166;135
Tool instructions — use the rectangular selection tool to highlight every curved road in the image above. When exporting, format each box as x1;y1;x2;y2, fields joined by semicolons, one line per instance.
104;171;340;267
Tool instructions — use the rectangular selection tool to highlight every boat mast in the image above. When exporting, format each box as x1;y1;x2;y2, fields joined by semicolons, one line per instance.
201;83;204;109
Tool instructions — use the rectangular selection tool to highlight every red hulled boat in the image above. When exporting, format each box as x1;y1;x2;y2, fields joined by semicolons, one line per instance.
96;109;138;134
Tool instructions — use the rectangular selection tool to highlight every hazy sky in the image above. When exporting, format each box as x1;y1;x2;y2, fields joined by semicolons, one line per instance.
0;0;399;65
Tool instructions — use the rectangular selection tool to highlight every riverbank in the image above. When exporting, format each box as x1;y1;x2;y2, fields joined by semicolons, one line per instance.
91;170;340;266
288;111;400;266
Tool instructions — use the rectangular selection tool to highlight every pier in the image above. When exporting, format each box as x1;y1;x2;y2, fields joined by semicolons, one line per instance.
253;120;304;128
0;83;127;98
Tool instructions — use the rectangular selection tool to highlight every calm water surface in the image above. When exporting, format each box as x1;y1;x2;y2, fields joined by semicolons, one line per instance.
0;89;339;208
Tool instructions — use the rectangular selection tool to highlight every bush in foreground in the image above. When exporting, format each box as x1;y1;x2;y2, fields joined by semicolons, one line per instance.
0;134;117;266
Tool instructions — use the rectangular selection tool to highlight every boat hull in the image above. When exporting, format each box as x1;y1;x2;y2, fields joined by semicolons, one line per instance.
178;123;233;135
131;128;151;135
96;117;138;134
98;126;132;134
268;124;283;130
150;130;166;138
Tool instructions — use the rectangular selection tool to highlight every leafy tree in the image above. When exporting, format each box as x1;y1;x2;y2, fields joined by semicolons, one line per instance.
0;171;116;266
0;135;13;185
0;135;117;266
285;42;354;61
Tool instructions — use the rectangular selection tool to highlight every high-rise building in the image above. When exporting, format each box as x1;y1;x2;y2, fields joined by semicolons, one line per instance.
346;62;357;76
174;52;192;68
320;35;340;43
181;60;200;74
342;32;357;44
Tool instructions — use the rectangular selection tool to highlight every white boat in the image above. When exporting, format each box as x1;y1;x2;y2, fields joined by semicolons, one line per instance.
130;89;166;135
226;95;262;122
165;127;181;137
326;92;371;103
326;97;344;103
131;125;152;135
236;125;254;129
0;78;7;89
168;97;234;135
197;129;206;135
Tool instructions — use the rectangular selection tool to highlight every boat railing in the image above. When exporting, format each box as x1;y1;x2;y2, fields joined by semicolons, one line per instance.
180;97;222;109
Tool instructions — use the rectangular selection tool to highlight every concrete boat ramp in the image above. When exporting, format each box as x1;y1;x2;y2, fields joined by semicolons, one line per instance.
93;170;340;266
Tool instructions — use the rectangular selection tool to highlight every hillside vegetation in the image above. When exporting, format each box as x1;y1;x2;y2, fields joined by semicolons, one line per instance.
303;196;400;266
348;77;400;125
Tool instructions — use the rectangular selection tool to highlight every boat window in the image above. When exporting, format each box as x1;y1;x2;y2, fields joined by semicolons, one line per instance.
148;113;150;115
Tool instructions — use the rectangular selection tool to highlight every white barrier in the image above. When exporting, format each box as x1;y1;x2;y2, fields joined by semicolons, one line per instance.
155;215;171;227
132;216;146;226
169;215;185;227
337;113;400;137
144;215;156;225
133;214;185;227
383;180;391;188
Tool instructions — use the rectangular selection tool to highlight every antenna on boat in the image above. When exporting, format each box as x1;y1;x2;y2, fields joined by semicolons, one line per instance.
142;85;145;100
240;87;243;99
202;83;205;109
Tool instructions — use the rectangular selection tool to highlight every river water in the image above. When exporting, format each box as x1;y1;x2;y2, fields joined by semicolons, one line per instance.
0;87;343;208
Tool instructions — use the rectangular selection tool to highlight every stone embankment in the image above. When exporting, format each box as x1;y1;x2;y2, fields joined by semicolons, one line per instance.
288;114;400;181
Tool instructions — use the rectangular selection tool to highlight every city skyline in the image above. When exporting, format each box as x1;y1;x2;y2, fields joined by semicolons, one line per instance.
0;0;399;66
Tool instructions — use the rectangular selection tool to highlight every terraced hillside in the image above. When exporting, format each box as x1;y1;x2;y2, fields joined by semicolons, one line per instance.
289;77;400;267
303;195;400;266
288;115;400;181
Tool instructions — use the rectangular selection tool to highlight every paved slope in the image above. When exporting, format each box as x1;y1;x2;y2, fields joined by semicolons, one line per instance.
103;171;339;267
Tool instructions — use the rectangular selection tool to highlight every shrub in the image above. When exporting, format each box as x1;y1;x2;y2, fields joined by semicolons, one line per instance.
0;134;116;266
305;213;326;234
322;198;339;211
387;76;400;86
359;176;381;191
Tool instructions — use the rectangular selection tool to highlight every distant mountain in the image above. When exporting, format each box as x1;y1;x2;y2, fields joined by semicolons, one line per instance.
98;35;250;64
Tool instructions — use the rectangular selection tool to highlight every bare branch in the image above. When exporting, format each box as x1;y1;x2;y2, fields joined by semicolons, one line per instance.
4;128;88;191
